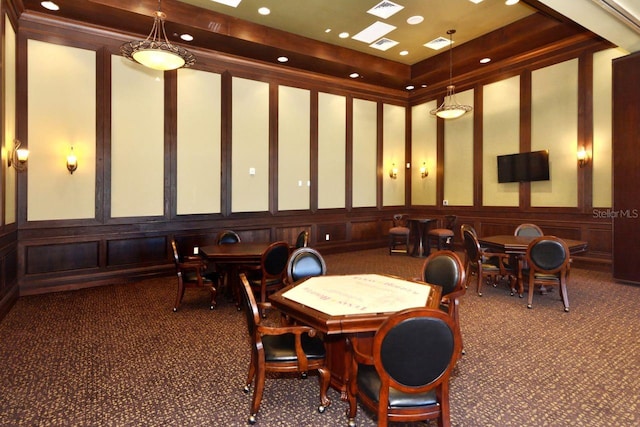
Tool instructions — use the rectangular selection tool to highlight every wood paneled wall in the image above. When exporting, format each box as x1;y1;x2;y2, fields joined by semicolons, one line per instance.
0;5;617;311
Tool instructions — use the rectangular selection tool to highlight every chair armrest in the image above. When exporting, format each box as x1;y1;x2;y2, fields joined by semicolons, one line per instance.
178;259;207;271
349;336;375;365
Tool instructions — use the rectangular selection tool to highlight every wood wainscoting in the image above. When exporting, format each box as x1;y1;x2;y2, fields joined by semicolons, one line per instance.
13;209;611;299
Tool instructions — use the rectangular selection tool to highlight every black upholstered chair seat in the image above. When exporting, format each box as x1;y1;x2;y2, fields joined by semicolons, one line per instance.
356;365;438;408
263;334;326;362
182;270;214;283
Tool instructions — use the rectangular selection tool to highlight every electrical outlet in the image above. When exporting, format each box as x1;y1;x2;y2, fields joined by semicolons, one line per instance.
443;200;448;206
249;167;256;175
193;246;199;255
325;234;330;241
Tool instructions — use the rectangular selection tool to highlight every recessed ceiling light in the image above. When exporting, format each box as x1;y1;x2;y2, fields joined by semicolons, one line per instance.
505;0;519;5
421;84;428;88
469;0;484;3
180;34;194;42
349;72;360;79
480;57;491;64
339;32;350;39
277;56;289;63
325;28;332;33
399;50;409;56
406;85;415;90
258;7;270;15
407;16;424;25
41;1;59;10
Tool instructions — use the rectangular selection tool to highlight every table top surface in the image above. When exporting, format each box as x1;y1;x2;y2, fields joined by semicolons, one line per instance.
269;274;442;335
406;217;436;223
478;235;588;253
199;242;272;259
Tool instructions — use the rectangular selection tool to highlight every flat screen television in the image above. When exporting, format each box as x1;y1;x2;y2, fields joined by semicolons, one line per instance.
497;150;550;183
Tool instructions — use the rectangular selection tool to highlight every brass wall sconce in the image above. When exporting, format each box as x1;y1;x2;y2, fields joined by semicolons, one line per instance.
420;162;429;178
577;147;589;168
389;163;398;179
7;139;29;172
66;147;78;174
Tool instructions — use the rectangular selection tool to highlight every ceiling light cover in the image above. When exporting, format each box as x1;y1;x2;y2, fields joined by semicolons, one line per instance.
120;2;196;71
430;29;473;119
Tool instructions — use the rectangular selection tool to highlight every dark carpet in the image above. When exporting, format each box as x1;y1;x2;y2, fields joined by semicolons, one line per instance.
0;248;639;426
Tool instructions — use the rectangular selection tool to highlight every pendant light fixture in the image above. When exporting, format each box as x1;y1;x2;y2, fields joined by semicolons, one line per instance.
430;29;472;119
120;0;196;71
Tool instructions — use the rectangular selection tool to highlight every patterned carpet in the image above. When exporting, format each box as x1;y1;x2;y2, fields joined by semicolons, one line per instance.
0;248;638;426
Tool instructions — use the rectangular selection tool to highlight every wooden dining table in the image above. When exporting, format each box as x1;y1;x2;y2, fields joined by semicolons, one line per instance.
269;274;442;399
200;242;273;303
406;217;437;257
478;235;588;295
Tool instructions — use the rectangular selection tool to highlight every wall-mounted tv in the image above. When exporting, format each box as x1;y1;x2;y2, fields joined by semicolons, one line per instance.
497;150;550;183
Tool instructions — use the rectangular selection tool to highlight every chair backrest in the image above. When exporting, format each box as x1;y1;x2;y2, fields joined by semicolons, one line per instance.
374;307;459;392
262;241;290;278
286;247;327;283
239;273;260;337
295;230;310;248
392;214;408;228
462;229;482;263
170;239;181;267
526;236;570;274
459;223;478;241
420;250;466;297
443;215;457;230
514;223;543;237
217;230;241;244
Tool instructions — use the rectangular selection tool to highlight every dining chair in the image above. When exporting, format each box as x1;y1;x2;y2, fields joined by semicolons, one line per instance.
459;224;509;286
347;307;461;427
285;247;327;285
388;214;411;255
427;215;457;253
514;223;543;237
239;273;331;425
420;250;466;359
171;239;218;312
244;241;290;317
525;235;571;312
295;230;310;248
217;229;241;244
462;229;516;297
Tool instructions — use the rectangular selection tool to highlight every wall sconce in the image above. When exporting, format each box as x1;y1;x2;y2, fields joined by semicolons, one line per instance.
389;163;398;179
577;147;589;168
7;139;29;172
420;162;429;178
66;147;78;174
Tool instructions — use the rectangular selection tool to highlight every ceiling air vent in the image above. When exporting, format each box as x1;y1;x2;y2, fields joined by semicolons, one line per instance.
368;1;404;19
424;36;452;51
593;0;640;34
370;38;399;51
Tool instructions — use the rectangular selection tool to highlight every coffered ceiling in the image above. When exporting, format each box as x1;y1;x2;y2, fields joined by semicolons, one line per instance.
16;0;634;91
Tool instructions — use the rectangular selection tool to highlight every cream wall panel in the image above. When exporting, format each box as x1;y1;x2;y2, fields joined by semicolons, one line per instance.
278;86;310;211
531;59;578;207
4;17;16;224
232;77;269;212
27;40;96;221
111;57;164;218
411;101;437;206
383;104;406;206
483;77;520;206
177;69;221;215
352;98;377;208
443;89;474;206
318;92;346;209
592;48;624;208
